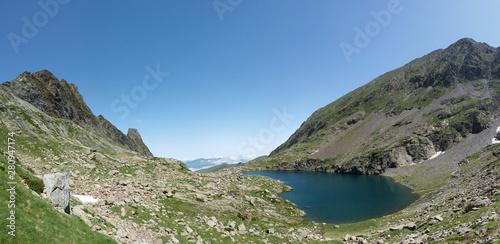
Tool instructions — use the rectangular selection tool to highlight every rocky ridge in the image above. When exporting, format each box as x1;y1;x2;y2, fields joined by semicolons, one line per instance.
1;70;153;157
257;38;500;176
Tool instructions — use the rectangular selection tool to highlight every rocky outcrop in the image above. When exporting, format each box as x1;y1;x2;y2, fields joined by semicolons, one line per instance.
3;70;95;123
127;128;153;157
94;116;153;157
0;70;153;157
43;172;71;214
268;135;438;174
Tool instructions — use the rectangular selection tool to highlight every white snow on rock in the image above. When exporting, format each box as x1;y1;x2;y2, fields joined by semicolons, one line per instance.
492;127;500;144
73;194;99;203
429;151;444;160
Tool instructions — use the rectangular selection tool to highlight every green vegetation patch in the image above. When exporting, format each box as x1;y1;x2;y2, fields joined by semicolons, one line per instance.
0;154;115;244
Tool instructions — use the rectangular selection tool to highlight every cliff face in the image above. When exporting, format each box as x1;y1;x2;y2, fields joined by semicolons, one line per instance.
4;70;95;123
0;70;153;157
264;38;500;174
127;128;154;157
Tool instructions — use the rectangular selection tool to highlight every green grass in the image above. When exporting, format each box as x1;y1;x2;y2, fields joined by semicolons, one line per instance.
0;155;116;244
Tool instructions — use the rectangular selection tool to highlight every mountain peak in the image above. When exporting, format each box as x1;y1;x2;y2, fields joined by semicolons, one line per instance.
33;69;58;83
127;128;154;157
445;37;494;53
269;38;500;172
1;70;154;158
4;70;93;122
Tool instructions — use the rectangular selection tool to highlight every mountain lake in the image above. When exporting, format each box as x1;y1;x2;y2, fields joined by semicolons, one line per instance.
243;171;419;224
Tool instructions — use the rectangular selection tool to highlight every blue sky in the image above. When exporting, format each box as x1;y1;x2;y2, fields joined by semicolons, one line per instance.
1;1;500;160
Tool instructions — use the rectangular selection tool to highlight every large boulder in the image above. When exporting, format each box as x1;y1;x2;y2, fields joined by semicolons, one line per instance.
43;172;71;214
403;136;435;162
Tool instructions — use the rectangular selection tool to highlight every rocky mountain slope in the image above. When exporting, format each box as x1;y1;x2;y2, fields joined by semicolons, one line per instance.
0;70;153;157
0;39;498;244
0;70;331;243
254;38;500;176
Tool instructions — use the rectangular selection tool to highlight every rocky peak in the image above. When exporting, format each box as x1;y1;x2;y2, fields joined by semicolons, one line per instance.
404;38;499;88
271;38;500;165
4;70;95;123
2;70;154;157
127;128;154;157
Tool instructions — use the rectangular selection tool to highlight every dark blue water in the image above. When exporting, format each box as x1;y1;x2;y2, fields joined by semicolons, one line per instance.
243;171;418;224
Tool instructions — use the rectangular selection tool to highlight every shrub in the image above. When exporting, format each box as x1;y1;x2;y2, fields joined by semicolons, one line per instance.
26;178;44;194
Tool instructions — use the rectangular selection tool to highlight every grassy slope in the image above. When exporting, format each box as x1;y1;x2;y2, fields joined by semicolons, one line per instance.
319;143;500;243
0;154;115;244
270;39;500;165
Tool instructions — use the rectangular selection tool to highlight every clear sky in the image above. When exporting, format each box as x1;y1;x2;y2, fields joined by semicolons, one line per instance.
1;1;500;160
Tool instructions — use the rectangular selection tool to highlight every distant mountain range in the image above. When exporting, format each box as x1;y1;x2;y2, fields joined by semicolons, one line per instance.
183;155;256;171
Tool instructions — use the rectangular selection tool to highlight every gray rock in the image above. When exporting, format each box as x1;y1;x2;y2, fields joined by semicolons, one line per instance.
83;163;96;169
117;228;128;238
238;223;246;231
434;214;443;221
344;234;352;241
163;188;174;198
472;197;492;207
168;235;180;244
404;222;416;230
127;128;154;157
195;193;207;202
206;219;217;227
390;225;404;231
227;221;236;229
72;205;92;226
105;197;115;206
43;172;71;214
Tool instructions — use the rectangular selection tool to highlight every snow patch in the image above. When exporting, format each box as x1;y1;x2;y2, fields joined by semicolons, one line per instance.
73;194;99;203
492;127;500;144
429;151;444;160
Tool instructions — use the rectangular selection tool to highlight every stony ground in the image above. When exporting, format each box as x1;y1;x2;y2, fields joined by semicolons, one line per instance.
12;129;500;244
